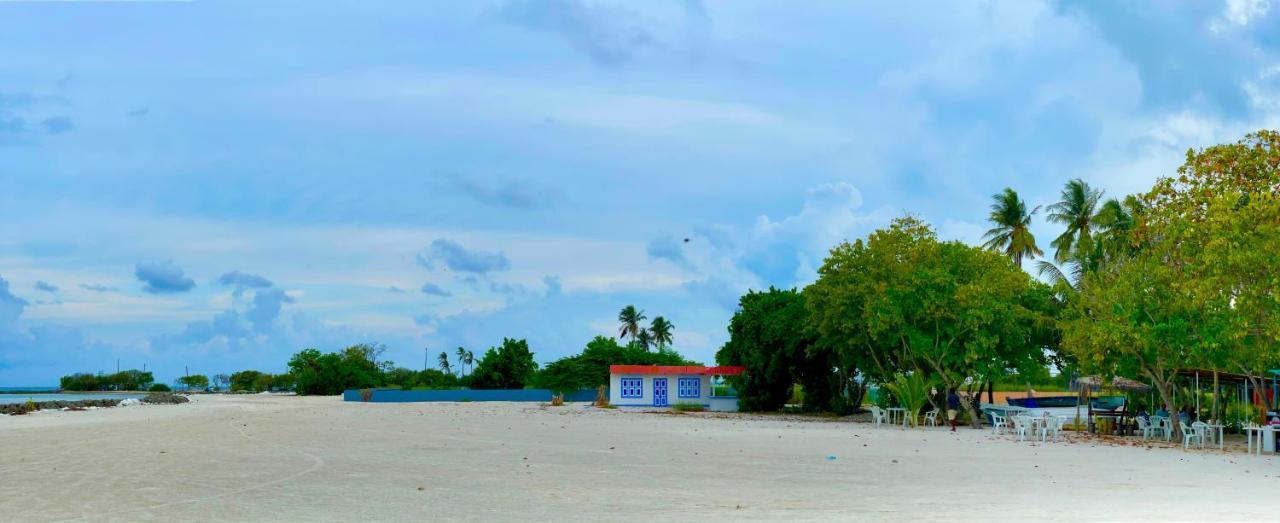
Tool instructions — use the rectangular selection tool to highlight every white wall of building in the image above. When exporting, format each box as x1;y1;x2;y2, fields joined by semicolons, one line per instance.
608;373;737;411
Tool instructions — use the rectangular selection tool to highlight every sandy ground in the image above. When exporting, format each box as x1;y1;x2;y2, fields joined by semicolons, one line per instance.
1;395;1276;522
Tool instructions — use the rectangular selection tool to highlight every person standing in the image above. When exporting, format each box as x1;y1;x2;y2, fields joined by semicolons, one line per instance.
947;388;962;431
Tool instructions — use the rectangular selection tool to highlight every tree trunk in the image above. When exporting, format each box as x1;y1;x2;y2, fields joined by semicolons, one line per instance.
1151;375;1181;443
986;380;994;404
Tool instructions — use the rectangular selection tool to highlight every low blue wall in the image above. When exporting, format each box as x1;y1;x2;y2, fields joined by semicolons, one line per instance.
342;388;600;403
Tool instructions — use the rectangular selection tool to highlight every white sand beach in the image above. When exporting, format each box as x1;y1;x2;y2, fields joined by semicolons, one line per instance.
1;395;1275;522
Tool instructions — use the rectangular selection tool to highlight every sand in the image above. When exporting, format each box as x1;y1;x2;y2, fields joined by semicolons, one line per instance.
0;395;1275;522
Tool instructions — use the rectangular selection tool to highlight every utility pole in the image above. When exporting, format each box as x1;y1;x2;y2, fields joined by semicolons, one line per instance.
423;347;428;371
116;358;120;373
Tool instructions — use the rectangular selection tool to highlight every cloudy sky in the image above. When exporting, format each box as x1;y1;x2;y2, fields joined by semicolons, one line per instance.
2;0;1279;386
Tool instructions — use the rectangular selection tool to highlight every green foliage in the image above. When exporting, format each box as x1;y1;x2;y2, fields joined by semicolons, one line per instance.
536;335;696;393
1064;131;1280;440
59;369;156;391
148;383;171;392
469;338;539;389
982;187;1043;267
177;374;209;390
807;216;1057;424
882;373;933;425
413;368;461;389
716;287;841;412
287;343;388;395
1046;178;1103;264
671;402;706;412
617;305;646;342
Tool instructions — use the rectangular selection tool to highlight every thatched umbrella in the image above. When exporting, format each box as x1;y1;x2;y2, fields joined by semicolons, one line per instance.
1077;375;1151;391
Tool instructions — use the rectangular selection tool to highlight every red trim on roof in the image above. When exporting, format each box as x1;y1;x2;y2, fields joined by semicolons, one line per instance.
609;365;746;376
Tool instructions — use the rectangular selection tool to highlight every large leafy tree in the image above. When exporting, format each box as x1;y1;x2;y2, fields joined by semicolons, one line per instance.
1063;130;1280;437
470;338;539;389
1145;130;1280;399
616;305;647;342
981;187;1042;267
808;217;1056;426
721;285;849;411
1046;178;1104;263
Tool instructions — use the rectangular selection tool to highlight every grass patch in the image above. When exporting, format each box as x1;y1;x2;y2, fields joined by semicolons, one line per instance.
671;402;706;412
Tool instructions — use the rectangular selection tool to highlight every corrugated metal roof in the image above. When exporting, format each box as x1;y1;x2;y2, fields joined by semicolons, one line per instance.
609;365;746;376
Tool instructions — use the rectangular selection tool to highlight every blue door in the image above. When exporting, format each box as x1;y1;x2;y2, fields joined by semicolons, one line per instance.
653;378;668;407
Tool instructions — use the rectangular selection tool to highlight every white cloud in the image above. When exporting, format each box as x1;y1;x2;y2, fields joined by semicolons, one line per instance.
1212;0;1271;31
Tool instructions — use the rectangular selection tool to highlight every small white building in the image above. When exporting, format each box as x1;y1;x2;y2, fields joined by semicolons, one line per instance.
608;365;745;411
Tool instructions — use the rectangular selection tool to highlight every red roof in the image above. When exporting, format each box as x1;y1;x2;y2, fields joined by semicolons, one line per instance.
609;365;746;376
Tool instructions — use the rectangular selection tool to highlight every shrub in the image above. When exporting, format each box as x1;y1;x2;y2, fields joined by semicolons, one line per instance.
672;402;706;412
148;383;171;392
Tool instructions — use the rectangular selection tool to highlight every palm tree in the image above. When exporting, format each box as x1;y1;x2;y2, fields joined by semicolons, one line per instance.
455;346;468;377
438;351;452;376
1045;178;1103;263
635;329;653;351
649;316;674;349
463;349;474;376
1093;195;1142;260
617;305;647;341
981;188;1043;267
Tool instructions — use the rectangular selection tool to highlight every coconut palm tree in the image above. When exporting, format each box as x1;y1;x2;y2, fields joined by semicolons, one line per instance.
438;351;452;376
617;305;647;342
981;188;1043;267
1046;178;1103;263
649;316;674;349
634;329;653;351
455;346;468;377
463;349;474;377
1093;195;1143;261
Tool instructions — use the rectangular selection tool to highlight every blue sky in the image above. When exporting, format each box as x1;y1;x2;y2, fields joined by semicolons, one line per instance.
2;0;1279;386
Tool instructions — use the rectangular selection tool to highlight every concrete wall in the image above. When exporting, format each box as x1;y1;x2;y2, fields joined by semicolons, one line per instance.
343;388;598;403
608;373;732;408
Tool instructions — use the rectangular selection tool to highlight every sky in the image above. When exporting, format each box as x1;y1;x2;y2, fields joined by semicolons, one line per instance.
2;0;1280;386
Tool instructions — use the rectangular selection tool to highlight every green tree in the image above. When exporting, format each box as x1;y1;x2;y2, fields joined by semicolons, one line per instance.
716;287;843;412
883;373;933;426
414;369;460;389
617;305;647;342
178;374;209;390
230;370;266;392
455;347;469;376
470;338;539;389
438;351;452;376
59;373;103;391
1046;178;1103;263
287;345;383;395
536;336;697;393
981;187;1042;267
808;216;1055;426
634;329;653;351
649;316;674;349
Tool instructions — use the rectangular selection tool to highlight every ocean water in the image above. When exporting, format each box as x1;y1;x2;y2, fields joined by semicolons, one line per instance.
0;387;58;392
0;393;144;405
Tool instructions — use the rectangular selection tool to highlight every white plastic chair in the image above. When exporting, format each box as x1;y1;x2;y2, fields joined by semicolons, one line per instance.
1012;415;1032;442
990;412;1007;436
1135;417;1154;440
1040;416;1063;442
1180;423;1203;450
1152;416;1172;441
869;406;886;428
923;409;939;427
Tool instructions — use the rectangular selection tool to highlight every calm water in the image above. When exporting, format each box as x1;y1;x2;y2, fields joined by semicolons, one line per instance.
0;393;144;405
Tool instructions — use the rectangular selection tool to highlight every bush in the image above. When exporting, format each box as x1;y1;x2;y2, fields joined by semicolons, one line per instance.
148;383;171;392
